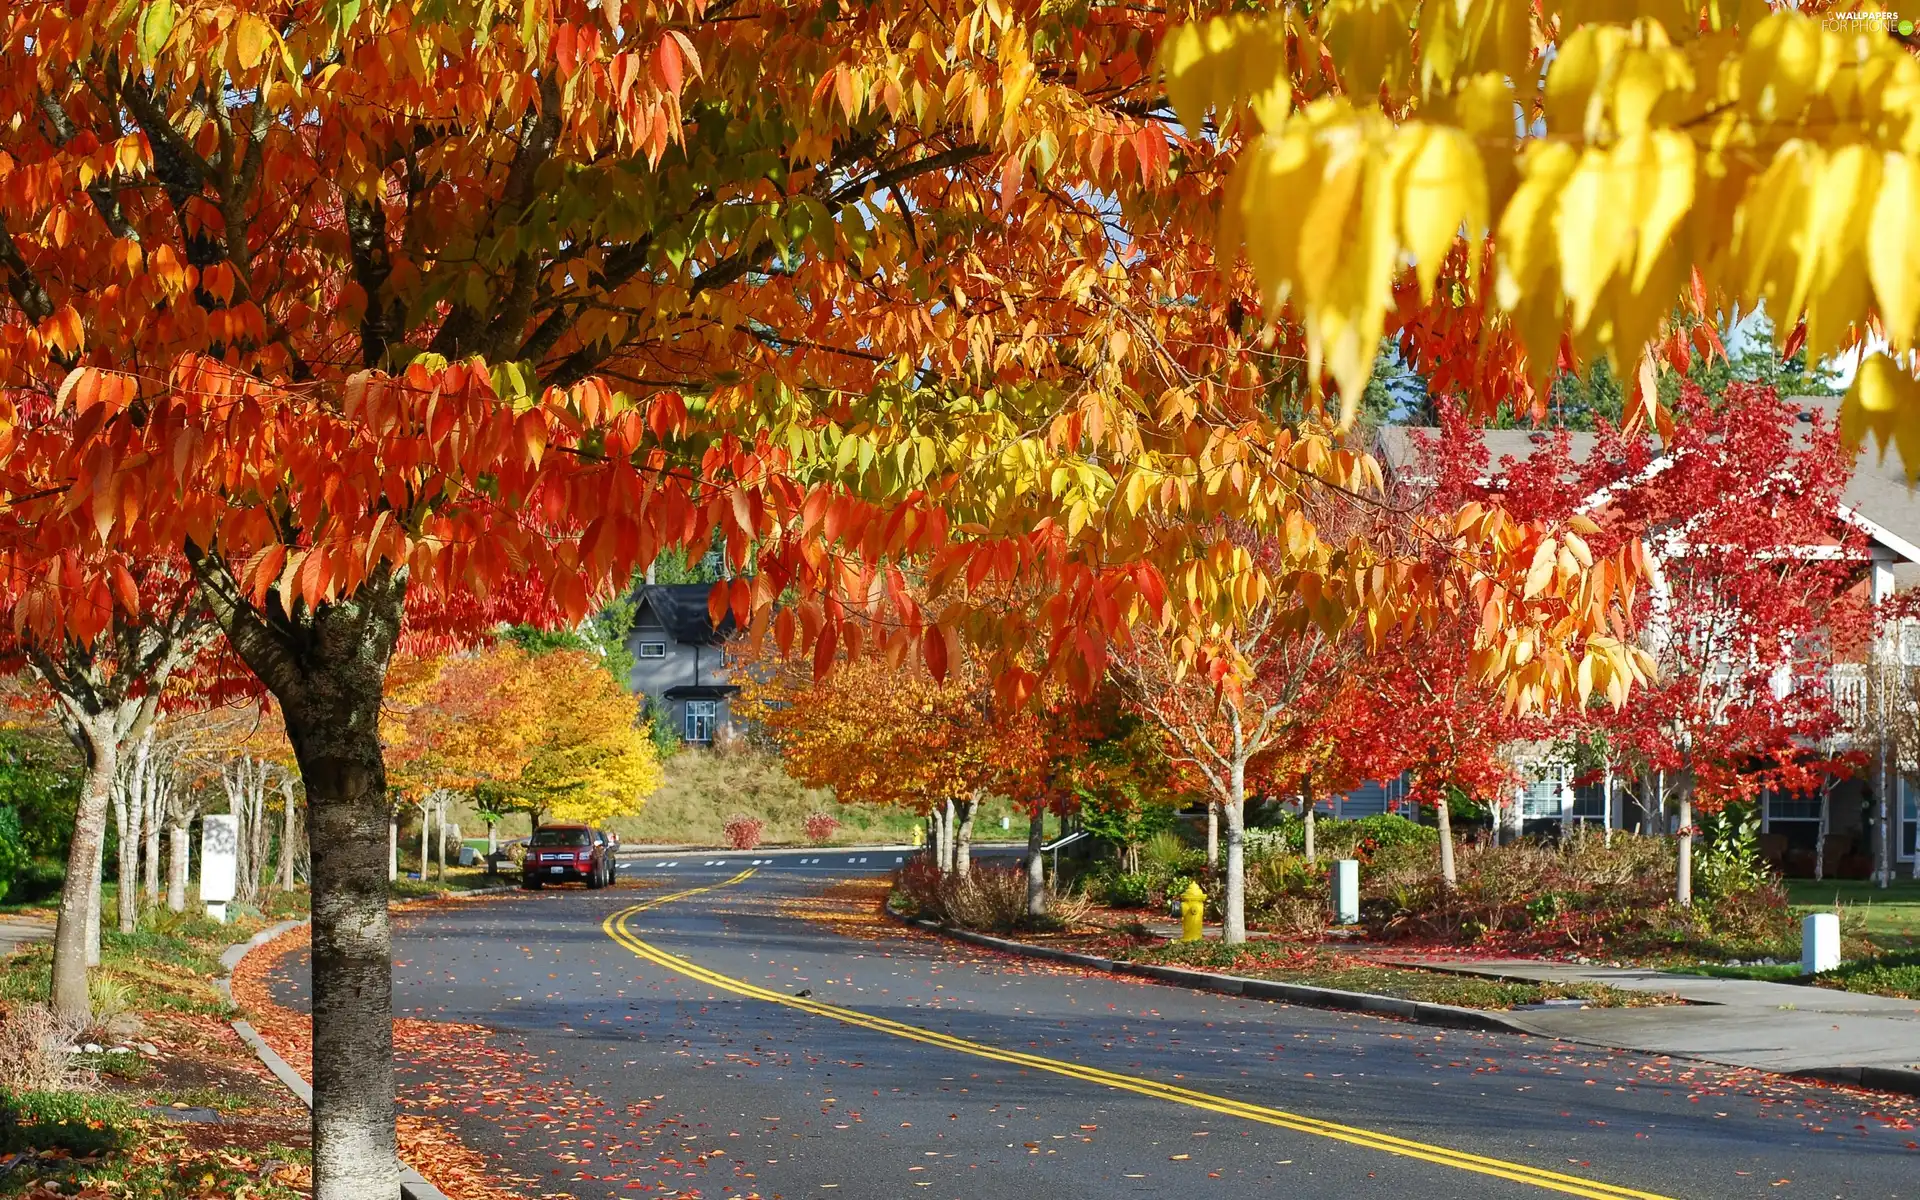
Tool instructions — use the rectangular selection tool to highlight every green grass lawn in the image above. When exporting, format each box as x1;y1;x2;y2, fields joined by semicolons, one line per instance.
1786;878;1920;953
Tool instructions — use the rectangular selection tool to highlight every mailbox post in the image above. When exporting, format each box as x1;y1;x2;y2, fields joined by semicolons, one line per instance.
200;814;238;923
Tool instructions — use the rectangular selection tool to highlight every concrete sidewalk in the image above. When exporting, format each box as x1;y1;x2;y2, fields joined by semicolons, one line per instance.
1384;957;1920;1080
0;914;54;958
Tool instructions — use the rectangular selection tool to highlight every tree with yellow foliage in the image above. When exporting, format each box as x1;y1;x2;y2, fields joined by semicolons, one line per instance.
1163;1;1920;454
510;649;664;828
387;644;660;833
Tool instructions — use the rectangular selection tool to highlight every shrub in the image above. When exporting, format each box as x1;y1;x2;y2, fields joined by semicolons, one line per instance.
803;811;840;845
1099;872;1153;908
642;702;681;763
722;813;766;850
0;1003;86;1094
940;868;1033;931
891;862;1083;932
1696;807;1766;900
1142;829;1198;874
87;975;134;1028
1342;827;1797;959
0;806;26;903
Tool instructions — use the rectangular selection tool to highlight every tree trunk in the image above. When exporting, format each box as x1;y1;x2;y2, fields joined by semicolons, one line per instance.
280;779;299;892
1815;779;1831;884
1435;796;1458;888
1302;771;1316;864
111;750;139;936
435;798;447;880
196;561;408;1200
1676;791;1694;907
1223;761;1248;945
143;772;164;902
1206;801;1219;870
62;717;120;1000
953;796;975;879
167;820;190;913
938;799;956;875
1878;749;1893;888
1026;813;1047;918
86;830;103;968
418;800;430;880
281;665;401;1199
1601;759;1614;848
388;818;398;882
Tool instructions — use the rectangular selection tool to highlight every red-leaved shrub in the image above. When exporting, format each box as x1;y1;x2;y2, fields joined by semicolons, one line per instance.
803;811;840;845
723;814;765;851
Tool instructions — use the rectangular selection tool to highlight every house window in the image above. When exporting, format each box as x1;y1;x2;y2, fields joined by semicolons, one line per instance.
685;700;717;743
1764;788;1822;823
638;641;667;659
1519;768;1567;819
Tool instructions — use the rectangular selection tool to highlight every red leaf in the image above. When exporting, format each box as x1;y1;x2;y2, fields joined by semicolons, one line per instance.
654;33;683;95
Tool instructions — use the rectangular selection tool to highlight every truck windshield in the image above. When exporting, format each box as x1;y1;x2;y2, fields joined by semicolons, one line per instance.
529;829;590;848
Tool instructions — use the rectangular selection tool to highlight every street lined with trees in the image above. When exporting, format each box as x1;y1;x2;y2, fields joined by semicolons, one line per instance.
0;0;1915;1196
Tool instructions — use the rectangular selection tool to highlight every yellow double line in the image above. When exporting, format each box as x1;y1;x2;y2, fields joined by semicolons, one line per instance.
604;868;1672;1200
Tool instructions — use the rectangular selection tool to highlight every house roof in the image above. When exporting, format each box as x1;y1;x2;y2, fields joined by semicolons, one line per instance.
633;584;738;645
1373;404;1920;588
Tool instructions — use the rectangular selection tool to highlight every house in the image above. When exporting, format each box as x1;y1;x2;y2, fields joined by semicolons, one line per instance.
625;584;739;744
1318;401;1920;874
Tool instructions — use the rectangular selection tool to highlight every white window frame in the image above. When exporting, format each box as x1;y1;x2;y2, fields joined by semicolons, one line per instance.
1519;766;1569;820
638;641;668;659
685;700;717;743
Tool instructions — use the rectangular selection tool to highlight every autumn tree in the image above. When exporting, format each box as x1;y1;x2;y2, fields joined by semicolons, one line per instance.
389;643;659;833
0;560;216;1019
1360;610;1534;885
1593;386;1864;902
482;648;662;829
0;2;1660;1191
739;652;1062;878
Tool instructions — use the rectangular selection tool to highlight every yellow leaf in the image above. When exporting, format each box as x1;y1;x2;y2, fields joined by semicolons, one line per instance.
1523;538;1556;599
1868;152;1920;350
1564;531;1594;568
235;14;273;70
1623;131;1695;294
1556;148;1619;329
1392;124;1486;303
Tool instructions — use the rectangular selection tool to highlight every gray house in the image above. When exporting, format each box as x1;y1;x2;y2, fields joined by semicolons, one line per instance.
625;585;739;744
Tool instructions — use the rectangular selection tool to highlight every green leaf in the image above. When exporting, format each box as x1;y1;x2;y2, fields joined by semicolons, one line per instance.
136;0;176;63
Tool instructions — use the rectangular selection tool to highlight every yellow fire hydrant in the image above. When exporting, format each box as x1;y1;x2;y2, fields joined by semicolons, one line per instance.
911;825;925;849
1178;881;1207;942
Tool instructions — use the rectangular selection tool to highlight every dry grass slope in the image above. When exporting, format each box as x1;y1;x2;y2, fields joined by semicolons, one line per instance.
609;747;1030;847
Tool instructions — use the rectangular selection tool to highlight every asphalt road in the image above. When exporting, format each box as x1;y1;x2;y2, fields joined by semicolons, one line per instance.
265;857;1920;1199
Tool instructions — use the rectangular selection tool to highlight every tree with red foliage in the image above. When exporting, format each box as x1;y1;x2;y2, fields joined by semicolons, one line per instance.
1355;605;1539;885
1410;383;1867;902
0;556;221;1020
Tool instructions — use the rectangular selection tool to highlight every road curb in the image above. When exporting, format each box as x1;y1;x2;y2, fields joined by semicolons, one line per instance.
218;919;452;1200
1795;1065;1920;1098
893;910;1920;1098
892;909;1527;1035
